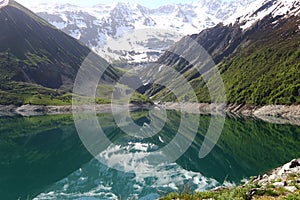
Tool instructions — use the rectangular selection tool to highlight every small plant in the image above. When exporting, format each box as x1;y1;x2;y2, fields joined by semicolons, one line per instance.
285;193;300;200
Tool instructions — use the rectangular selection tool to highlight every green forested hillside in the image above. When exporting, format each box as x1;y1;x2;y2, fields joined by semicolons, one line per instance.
220;17;300;105
147;14;300;105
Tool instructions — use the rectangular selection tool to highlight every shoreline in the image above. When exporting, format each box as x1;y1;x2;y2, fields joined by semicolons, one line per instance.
162;158;300;199
0;103;300;125
162;103;300;125
0;104;153;116
161;102;300;118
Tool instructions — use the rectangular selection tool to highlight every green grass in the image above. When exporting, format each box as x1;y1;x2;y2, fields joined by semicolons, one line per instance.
0;80;151;106
161;181;299;200
285;194;300;200
24;94;72;105
161;183;259;200
0;81;72;105
24;52;51;67
161;170;300;200
96;84;114;99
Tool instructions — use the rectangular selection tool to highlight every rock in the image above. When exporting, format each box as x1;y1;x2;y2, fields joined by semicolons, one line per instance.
263;174;268;179
0;105;17;112
253;105;300;118
290;159;300;168
249;188;258;196
259;180;268;186
268;174;279;181
285;186;297;192
212;186;228;191
16;105;47;116
257;175;263;180
47;106;72;114
0;105;18;116
278;162;293;176
276;159;300;176
16;105;47;112
273;181;286;188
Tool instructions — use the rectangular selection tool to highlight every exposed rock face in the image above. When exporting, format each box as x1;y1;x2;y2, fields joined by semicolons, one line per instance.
248;159;300;197
162;103;300;117
254;159;300;184
253;105;300;118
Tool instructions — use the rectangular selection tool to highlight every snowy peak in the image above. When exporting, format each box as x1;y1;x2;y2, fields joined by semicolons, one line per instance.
28;0;256;36
226;0;300;29
25;0;256;63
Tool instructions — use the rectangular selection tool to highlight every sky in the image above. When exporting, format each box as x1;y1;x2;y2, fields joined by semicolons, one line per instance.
16;0;233;9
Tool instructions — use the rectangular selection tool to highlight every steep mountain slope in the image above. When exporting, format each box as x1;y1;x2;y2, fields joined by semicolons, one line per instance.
26;0;254;63
0;0;118;105
143;0;300;105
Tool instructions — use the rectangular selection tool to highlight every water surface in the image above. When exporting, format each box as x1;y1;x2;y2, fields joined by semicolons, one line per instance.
0;111;299;199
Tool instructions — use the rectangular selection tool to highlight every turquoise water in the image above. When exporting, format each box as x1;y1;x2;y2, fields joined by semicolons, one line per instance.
0;111;299;199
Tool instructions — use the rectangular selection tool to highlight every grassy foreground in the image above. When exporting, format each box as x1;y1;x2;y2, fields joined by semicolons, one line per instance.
0;81;151;106
161;174;300;200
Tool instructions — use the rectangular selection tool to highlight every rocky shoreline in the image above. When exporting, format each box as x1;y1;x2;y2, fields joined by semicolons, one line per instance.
218;158;300;199
248;158;300;194
0;103;300;125
162;103;300;118
0;104;153;116
162;159;300;199
162;103;300;125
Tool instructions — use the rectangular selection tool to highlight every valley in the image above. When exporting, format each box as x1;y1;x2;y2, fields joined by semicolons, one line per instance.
0;0;299;199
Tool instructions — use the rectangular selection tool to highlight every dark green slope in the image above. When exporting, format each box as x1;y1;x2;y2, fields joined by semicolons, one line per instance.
220;15;300;105
0;1;118;105
146;9;300;105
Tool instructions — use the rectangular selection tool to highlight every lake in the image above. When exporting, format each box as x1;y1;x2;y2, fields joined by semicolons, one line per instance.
0;110;299;199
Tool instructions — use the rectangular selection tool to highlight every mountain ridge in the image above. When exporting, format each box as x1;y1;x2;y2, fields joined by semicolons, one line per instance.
26;0;255;63
143;0;300;105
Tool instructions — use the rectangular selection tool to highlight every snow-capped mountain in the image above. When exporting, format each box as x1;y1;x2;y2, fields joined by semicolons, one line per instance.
226;0;300;29
26;0;254;63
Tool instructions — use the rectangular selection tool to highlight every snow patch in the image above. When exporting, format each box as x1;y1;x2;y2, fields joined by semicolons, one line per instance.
0;0;9;8
158;65;164;72
69;30;81;40
51;21;67;29
226;0;300;30
76;20;87;29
